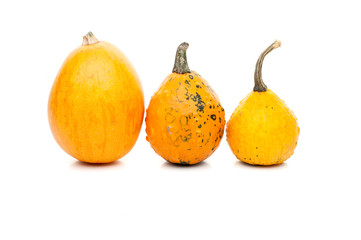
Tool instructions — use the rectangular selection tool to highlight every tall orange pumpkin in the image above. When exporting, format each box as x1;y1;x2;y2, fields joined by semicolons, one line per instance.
48;32;144;163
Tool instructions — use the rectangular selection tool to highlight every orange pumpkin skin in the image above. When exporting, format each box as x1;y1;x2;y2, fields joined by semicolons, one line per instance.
48;36;144;163
146;71;225;165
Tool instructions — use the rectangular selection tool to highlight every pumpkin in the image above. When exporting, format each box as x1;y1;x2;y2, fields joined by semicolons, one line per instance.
145;42;225;165
48;32;144;163
226;40;300;165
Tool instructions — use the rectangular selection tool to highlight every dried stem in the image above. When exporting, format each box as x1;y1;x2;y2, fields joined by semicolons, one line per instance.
254;40;281;92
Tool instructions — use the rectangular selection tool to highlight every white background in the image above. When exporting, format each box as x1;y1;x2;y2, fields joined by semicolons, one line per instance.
1;0;360;239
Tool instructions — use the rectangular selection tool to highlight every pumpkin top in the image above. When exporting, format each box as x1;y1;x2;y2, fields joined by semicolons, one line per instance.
172;42;191;74
82;32;99;46
253;40;281;92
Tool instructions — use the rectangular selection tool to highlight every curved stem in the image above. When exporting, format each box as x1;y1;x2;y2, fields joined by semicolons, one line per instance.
82;32;99;46
172;42;191;74
253;40;281;92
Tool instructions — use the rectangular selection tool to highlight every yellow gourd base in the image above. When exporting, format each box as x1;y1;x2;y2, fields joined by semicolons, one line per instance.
227;89;299;165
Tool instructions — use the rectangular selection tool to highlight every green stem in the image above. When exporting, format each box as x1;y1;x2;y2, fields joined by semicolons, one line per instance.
172;42;191;74
82;32;99;46
253;40;281;92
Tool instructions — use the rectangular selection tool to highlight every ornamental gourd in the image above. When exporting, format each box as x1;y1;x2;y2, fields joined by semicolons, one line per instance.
48;32;144;163
226;40;300;165
146;43;225;165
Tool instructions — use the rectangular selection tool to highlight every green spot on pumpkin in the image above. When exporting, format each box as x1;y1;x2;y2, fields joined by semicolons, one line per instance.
179;160;191;165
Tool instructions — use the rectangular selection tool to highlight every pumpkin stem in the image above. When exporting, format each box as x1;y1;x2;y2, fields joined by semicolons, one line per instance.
254;40;281;92
82;32;99;46
172;42;191;74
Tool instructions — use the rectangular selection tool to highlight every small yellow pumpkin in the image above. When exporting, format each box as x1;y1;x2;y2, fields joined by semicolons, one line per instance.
227;40;300;165
48;32;144;163
146;43;225;165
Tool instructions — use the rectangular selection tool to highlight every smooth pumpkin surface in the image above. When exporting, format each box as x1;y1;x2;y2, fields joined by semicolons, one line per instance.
226;40;299;165
146;43;225;165
48;32;144;163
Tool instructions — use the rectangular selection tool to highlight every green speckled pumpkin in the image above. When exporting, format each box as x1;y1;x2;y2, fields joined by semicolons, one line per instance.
146;42;225;165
